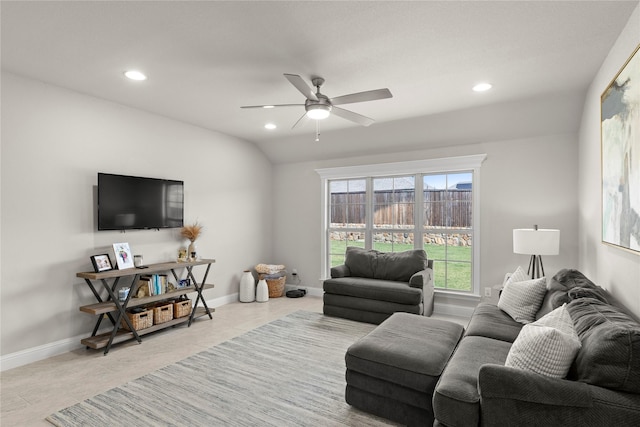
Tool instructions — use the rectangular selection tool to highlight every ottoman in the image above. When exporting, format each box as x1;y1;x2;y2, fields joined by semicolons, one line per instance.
345;312;464;426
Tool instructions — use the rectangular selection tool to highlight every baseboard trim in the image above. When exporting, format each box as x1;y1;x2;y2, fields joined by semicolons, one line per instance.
0;293;236;372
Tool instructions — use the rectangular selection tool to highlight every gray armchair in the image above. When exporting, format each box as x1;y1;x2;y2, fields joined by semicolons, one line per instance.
323;247;434;324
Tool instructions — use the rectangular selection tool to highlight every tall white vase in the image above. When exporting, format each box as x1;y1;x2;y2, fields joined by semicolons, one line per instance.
256;279;269;303
239;270;255;303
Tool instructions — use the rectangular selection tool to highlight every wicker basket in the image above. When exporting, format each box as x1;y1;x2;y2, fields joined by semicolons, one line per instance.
173;299;192;318
122;309;153;331
259;274;286;298
152;302;174;324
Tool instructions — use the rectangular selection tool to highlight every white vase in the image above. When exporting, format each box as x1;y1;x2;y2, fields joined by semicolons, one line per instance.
239;270;255;303
256;279;269;303
188;241;197;260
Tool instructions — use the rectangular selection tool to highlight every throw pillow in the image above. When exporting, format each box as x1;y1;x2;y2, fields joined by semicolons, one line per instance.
498;274;547;324
535;269;598;320
505;265;529;286
505;304;581;378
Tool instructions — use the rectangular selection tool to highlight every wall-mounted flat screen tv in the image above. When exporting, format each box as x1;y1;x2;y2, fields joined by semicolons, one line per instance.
98;173;184;230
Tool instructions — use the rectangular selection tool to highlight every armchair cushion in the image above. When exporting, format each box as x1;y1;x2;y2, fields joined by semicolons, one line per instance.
344;246;428;282
344;247;376;278
323;277;422;305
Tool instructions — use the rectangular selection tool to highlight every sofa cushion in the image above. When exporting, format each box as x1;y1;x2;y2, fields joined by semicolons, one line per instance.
567;298;640;394
323;277;422;305
505;304;581;378
498;276;547;324
464;303;523;343
433;336;512;427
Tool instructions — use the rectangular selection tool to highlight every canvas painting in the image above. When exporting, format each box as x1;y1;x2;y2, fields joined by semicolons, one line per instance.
601;44;640;253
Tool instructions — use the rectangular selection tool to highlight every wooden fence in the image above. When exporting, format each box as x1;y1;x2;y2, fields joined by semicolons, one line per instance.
330;189;471;228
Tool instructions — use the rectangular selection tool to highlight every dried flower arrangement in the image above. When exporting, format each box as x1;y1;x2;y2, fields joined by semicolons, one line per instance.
180;222;203;242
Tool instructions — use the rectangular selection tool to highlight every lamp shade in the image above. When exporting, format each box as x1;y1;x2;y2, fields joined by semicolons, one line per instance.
513;228;560;255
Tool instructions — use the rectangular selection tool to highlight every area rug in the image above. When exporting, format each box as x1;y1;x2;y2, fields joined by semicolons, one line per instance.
47;311;394;426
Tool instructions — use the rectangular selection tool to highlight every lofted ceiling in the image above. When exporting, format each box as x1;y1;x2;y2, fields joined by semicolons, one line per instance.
1;1;638;163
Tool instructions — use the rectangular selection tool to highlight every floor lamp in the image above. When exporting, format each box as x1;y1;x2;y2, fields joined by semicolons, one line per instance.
513;225;560;279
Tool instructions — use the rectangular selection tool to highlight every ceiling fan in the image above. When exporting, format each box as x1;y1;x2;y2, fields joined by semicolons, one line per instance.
241;74;392;129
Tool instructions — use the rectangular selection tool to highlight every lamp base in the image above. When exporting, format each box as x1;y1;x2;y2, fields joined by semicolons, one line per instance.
527;255;545;279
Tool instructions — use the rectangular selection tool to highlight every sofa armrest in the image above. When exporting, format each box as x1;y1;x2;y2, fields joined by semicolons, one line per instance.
330;264;350;278
478;364;640;426
409;259;434;316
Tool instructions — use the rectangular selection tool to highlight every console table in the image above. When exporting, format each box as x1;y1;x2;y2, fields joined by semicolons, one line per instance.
77;258;215;354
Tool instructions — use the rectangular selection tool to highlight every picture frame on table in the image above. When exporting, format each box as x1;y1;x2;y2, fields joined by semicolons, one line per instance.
601;44;640;254
90;254;113;273
112;242;135;270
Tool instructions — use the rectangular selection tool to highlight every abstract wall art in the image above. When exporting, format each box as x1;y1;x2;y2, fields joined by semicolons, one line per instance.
601;44;640;254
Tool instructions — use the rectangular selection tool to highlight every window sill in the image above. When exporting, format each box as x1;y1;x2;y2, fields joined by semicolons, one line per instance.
434;289;481;300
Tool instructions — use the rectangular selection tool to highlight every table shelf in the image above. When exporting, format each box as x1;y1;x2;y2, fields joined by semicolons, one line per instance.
80;308;210;349
79;284;214;315
77;259;215;354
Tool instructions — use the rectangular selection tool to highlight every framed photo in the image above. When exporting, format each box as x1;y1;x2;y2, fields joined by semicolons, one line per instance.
112;242;135;270
90;254;113;272
601;44;640;254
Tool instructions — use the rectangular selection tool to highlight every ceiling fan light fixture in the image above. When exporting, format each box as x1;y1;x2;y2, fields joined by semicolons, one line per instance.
306;104;331;120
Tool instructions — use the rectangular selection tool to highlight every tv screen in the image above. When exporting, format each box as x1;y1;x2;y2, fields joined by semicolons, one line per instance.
98;173;184;230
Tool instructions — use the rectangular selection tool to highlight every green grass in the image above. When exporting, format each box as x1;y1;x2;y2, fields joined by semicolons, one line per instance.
330;240;472;291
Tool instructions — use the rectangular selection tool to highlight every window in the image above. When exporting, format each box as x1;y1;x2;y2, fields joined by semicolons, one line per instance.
373;176;415;252
318;155;485;295
329;179;366;267
423;173;473;291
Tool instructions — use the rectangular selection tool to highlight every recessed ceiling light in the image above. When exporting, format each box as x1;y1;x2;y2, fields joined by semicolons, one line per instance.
124;70;147;81
264;123;277;130
263;105;275;109
472;83;492;92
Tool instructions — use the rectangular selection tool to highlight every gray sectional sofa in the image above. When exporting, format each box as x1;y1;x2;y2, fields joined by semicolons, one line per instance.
323;247;434;324
345;268;640;426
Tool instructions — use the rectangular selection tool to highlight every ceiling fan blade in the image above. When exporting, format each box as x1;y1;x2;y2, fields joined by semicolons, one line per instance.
291;112;310;129
330;88;392;106
332;106;375;127
240;103;303;109
284;74;318;101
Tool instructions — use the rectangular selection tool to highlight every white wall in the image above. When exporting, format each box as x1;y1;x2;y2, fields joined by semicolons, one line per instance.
0;73;273;357
579;4;640;318
272;127;580;314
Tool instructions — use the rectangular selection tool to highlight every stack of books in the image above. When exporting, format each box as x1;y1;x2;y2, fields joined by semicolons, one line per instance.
137;274;168;297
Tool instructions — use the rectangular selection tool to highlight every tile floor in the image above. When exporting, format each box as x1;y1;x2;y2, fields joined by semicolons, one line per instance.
1;296;468;426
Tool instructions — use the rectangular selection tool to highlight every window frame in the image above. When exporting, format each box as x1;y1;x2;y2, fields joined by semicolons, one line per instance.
317;154;486;296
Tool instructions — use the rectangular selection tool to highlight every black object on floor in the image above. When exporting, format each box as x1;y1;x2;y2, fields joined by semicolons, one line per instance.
286;289;306;298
